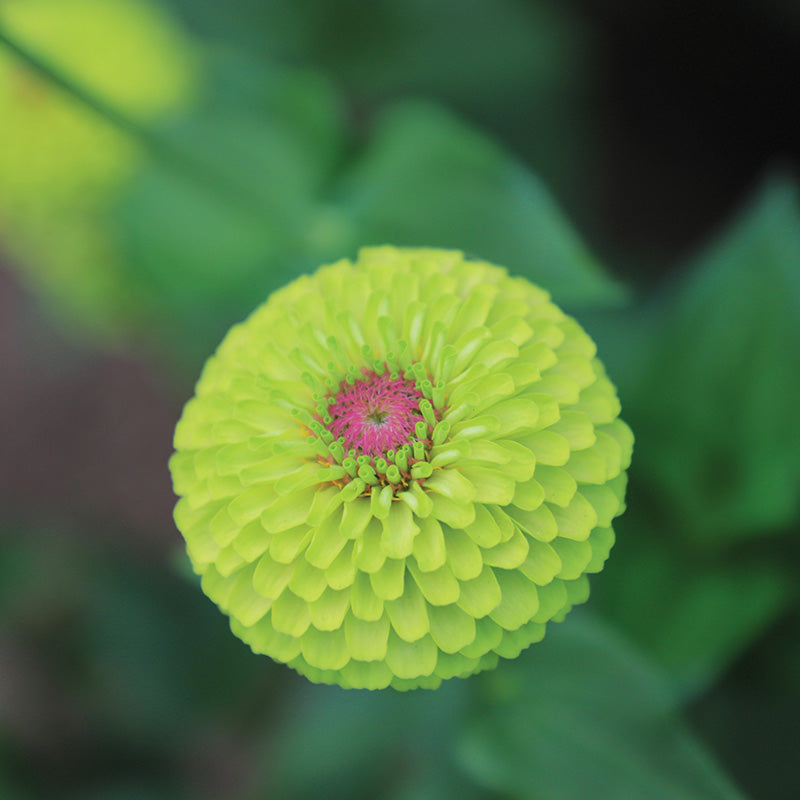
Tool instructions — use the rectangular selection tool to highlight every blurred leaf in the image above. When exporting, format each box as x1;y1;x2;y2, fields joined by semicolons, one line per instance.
65;783;174;800
625;176;800;544
382;772;487;800
84;551;276;744
116;59;352;369
0;768;30;800
338;101;625;308
690;680;800;800
117;67;624;370
0;0;198;341
593;510;796;691
164;0;585;106
310;0;598;207
0;536;37;613
201;49;346;174
163;0;598;201
582;177;800;687
0;527;283;799
455;613;747;800
255;677;469;800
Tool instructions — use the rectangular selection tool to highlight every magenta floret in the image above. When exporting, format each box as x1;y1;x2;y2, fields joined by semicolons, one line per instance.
325;369;426;457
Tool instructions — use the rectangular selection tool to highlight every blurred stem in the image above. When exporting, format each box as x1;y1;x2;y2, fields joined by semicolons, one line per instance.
0;25;265;222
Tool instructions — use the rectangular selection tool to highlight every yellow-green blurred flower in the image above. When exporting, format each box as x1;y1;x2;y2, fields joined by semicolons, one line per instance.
170;247;633;690
0;0;196;334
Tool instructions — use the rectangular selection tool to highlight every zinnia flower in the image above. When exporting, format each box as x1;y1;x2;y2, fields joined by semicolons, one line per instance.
169;247;633;690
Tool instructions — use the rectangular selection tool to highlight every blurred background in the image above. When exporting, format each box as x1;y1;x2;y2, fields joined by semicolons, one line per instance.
1;1;799;798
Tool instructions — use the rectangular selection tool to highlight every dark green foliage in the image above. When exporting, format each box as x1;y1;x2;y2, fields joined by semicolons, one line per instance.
457;615;746;800
586;179;800;692
115;56;620;372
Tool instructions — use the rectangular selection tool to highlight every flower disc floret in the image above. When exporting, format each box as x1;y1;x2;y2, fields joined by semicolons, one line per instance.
326;369;427;458
169;247;633;690
312;365;441;495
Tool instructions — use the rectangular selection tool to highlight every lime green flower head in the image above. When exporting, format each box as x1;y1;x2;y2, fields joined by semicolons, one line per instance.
170;248;633;690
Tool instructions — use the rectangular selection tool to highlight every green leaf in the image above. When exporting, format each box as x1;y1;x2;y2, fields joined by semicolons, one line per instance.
166;0;598;203
582;178;800;686
115;58;352;368
625;176;800;543
594;509;796;691
455;613;747;800
256;678;468;799
337;102;625;308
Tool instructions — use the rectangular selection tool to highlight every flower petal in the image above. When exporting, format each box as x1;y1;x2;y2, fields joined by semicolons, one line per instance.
386;578;430;642
385;632;437;680
428;604;477;653
350;571;384;622
490;571;540;630
301;627;349;671
344;612;390;661
412;516;448;572
369;558;406;601
380;502;420;559
409;561;461;606
460;466;517;505
456;565;502;618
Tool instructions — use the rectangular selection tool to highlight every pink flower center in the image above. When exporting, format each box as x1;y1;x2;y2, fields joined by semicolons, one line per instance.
325;371;424;457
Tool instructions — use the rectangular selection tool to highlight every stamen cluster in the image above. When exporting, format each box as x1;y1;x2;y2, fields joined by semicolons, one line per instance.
306;365;443;495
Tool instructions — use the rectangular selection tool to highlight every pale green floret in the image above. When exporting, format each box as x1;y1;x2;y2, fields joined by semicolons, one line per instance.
169;246;633;690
